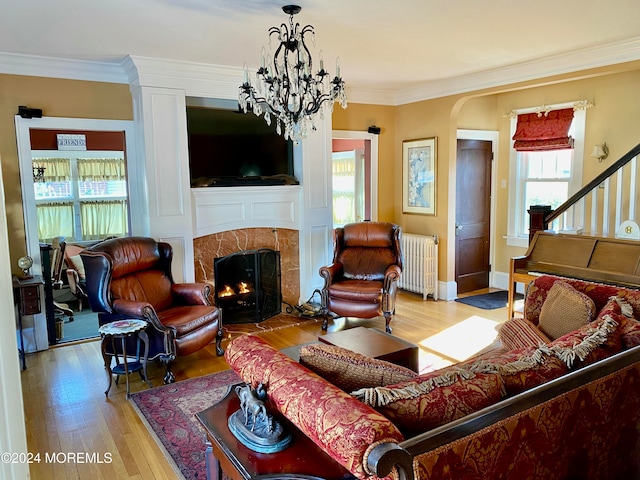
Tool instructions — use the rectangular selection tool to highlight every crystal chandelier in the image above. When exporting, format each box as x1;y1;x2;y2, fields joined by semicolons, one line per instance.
239;5;347;143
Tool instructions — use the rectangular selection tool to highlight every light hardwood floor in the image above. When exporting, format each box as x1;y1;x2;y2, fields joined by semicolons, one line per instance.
21;289;508;480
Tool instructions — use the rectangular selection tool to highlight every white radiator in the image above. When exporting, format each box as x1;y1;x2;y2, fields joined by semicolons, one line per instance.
398;233;438;300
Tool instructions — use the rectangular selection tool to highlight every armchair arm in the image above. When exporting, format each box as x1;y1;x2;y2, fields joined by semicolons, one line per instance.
112;298;153;319
112;298;176;360
66;268;80;295
383;264;402;291
171;283;211;306
319;263;344;288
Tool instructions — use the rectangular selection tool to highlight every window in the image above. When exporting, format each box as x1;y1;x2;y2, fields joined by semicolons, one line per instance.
331;150;365;227
506;105;586;247
518;149;572;236
33;151;129;243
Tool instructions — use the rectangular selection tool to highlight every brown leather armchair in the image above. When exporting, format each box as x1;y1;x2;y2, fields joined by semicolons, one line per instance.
80;237;223;384
319;222;403;333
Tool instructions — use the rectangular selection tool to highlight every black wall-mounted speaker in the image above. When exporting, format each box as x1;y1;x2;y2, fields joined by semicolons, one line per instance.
368;125;381;135
18;106;43;119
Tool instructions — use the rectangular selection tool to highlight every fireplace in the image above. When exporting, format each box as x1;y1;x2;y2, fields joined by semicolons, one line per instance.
214;249;282;324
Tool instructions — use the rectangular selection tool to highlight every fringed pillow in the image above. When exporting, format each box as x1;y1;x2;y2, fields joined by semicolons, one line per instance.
299;343;417;392
621;318;640;349
351;366;503;436
468;346;568;396
598;295;639;350
538;281;596;340
498;317;552;350
547;309;622;369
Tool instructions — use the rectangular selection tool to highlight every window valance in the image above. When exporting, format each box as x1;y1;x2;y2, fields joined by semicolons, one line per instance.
33;158;71;182
512;108;574;152
77;158;125;181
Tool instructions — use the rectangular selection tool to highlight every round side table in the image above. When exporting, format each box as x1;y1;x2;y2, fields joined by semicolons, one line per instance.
99;319;153;398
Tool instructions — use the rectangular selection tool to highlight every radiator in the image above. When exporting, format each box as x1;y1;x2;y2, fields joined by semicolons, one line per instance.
398;233;438;300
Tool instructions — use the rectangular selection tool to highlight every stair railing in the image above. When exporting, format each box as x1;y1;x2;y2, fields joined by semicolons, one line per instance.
530;142;640;239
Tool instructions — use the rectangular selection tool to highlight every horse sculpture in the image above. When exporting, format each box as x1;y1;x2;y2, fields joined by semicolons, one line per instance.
235;384;272;432
229;383;291;453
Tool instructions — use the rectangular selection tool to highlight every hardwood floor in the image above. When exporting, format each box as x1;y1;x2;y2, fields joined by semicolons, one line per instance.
21;290;508;480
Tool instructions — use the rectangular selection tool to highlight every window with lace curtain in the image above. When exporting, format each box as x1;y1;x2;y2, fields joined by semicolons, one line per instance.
33;152;129;243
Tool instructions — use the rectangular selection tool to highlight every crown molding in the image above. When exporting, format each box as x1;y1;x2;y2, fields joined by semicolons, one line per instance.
123;55;242;99
343;86;397;106
0;52;128;84
393;36;640;105
2;35;640;106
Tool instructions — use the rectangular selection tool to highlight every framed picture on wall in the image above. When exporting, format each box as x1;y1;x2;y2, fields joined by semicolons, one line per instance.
403;137;437;215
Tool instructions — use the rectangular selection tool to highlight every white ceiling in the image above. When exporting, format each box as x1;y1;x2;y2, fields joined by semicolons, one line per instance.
1;0;640;100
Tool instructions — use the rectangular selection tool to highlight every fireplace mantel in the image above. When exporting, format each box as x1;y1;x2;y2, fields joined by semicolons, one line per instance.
192;185;302;237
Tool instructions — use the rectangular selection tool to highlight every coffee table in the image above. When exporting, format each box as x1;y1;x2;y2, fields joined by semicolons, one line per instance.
196;387;353;480
318;326;419;373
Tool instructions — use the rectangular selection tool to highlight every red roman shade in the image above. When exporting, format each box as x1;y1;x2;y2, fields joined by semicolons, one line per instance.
512;108;574;151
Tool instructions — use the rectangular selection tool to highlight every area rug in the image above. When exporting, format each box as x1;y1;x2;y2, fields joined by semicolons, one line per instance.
454;290;523;310
130;369;241;480
223;312;321;338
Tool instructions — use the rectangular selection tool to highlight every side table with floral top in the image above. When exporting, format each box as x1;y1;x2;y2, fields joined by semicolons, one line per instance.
99;319;153;398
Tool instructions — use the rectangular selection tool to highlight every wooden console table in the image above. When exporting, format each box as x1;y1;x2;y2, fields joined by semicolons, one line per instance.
196;387;353;480
12;275;44;370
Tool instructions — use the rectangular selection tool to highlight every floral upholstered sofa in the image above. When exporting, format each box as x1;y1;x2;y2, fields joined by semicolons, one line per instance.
225;275;640;480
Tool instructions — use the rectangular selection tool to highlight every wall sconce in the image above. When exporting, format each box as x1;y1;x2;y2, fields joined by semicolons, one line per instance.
591;143;609;162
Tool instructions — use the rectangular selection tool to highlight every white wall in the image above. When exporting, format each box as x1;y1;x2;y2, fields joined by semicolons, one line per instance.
0;155;29;480
125;56;334;301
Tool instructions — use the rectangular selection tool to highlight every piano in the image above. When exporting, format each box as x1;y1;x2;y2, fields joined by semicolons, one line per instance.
508;231;640;319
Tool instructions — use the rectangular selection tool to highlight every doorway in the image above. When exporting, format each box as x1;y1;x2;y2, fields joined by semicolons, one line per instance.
331;130;379;226
455;138;494;294
15;116;141;348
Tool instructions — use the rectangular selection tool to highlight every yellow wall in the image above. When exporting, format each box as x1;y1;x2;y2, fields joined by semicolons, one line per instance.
334;64;640;286
488;68;640;273
0;74;132;273
3;63;640;285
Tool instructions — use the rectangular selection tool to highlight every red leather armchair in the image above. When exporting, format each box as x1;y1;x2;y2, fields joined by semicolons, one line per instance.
319;222;403;333
80;237;223;384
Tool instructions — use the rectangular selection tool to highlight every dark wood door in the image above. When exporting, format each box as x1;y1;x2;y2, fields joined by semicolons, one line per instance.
455;139;492;293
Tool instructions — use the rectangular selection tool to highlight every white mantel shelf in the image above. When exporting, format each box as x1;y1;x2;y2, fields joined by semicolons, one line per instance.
192;185;303;238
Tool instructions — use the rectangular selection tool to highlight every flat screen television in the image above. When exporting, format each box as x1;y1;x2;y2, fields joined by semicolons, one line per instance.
186;105;297;187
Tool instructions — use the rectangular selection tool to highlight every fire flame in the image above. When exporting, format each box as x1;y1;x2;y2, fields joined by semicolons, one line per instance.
219;285;235;297
218;282;253;297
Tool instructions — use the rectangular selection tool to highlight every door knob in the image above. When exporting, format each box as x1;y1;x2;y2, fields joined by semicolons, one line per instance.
455;224;463;236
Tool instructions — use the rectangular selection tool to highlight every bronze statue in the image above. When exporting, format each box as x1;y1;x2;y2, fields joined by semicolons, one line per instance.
228;383;292;453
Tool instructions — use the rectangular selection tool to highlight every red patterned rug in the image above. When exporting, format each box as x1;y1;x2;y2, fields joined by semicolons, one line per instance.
130;370;241;480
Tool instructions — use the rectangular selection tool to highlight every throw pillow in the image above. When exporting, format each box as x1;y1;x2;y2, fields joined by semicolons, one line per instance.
299;343;417;392
498;317;552;350
621;318;640;349
351;367;503;436
547;307;623;369
468;346;568;396
538;281;596;340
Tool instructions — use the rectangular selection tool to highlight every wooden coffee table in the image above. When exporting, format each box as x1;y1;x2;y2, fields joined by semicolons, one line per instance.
318;327;419;373
196;386;354;480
